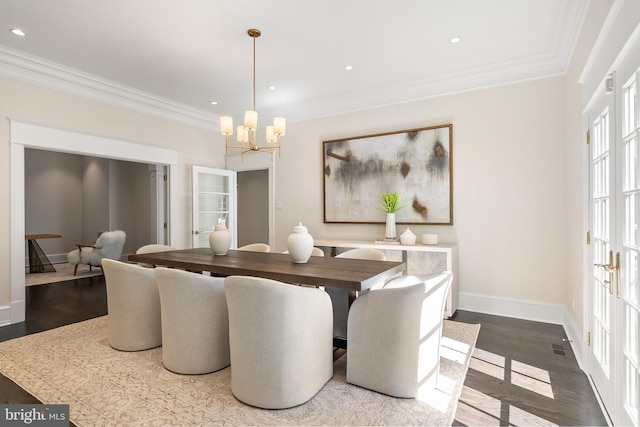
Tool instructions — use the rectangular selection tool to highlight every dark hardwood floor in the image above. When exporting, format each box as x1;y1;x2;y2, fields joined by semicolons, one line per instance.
0;276;608;426
0;276;107;416
452;311;608;426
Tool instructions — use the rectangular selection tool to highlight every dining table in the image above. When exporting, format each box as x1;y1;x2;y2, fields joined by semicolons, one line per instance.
128;247;406;293
128;247;406;348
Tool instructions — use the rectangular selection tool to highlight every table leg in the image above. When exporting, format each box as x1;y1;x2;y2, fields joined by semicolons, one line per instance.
27;239;57;273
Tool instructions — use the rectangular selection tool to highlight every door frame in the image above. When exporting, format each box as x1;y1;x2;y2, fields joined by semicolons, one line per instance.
582;31;640;427
191;165;237;249
585;86;618;421
8;120;178;325
225;152;275;250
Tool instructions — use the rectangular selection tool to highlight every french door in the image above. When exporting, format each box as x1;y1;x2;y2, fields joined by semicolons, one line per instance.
191;166;237;249
589;70;639;427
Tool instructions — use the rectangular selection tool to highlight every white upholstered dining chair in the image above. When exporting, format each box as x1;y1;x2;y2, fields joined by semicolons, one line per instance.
346;271;453;398
102;258;161;351
237;243;270;252
135;244;176;268
282;247;325;257
329;247;387;338
335;247;386;261
224;275;333;409
155;268;230;374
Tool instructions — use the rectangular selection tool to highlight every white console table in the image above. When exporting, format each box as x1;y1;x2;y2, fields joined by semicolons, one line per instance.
315;239;458;318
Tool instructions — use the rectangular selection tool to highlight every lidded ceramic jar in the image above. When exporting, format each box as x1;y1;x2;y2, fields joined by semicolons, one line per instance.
400;227;417;245
287;222;314;263
209;219;232;255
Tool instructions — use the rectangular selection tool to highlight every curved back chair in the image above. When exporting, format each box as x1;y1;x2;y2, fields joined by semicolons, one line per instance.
155;268;230;374
224;275;333;409
282;247;325;257
102;258;161;351
329;247;387;338
67;230;126;275
335;247;386;261
237;243;270;252
347;271;453;398
135;244;176;268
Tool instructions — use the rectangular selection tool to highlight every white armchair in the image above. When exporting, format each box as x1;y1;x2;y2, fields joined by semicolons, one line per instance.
346;271;453;398
135;244;176;268
102;258;161;351
155;268;229;374
237;243;270;252
67;230;126;275
328;247;387;338
224;275;333;409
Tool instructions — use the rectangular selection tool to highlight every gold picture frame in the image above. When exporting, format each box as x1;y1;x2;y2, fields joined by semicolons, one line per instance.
323;124;453;225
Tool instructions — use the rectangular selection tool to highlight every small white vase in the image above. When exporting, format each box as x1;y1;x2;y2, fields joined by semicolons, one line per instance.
209;221;232;255
400;227;416;245
385;213;397;239
287;222;314;263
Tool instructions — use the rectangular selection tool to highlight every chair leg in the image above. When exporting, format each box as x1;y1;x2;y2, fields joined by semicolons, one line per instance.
74;264;78;275
89;265;92;272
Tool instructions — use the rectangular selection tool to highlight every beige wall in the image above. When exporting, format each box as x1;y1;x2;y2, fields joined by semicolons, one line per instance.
0;75;225;306
276;77;567;305
0;1;618;336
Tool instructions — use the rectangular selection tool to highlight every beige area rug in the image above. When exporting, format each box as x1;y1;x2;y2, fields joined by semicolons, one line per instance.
0;316;479;426
25;262;103;286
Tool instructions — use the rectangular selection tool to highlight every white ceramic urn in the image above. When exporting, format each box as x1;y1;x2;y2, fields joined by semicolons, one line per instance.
209;220;232;255
287;222;314;263
400;227;417;245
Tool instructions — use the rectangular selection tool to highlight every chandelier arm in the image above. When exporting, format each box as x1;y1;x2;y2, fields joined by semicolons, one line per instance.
221;28;283;163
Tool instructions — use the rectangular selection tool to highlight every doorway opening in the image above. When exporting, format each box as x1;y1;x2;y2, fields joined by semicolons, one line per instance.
237;169;269;247
9;120;178;325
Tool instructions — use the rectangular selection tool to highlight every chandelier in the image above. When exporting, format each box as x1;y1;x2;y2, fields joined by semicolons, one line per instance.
220;29;286;160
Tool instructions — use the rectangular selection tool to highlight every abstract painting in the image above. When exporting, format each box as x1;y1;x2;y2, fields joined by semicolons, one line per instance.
323;124;453;224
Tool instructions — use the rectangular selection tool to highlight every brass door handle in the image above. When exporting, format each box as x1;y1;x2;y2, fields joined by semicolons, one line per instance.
615;251;621;298
594;250;617;294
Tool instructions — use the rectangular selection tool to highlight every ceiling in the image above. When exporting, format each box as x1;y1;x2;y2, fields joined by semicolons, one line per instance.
0;0;589;129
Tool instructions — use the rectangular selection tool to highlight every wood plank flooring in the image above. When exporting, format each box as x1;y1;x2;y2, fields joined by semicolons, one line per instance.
452;311;608;426
0;276;608;426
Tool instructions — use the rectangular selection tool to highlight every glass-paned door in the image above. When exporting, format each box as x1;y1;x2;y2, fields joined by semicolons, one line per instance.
590;100;616;417
620;71;639;427
589;70;640;427
192;166;237;249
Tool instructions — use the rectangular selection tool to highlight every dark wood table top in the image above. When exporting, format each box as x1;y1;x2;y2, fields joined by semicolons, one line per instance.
25;234;62;240
128;248;406;292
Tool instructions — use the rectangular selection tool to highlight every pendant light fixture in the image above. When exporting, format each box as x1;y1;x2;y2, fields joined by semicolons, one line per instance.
220;29;286;160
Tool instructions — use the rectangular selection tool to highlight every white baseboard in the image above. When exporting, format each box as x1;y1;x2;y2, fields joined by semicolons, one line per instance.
562;311;587;370
24;253;68;268
458;292;565;324
0;304;12;327
459;291;590;370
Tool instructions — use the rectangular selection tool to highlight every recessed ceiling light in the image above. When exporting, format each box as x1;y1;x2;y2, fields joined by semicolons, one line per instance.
10;28;26;37
344;65;353;71
210;101;218;105
450;36;461;44
268;86;276;90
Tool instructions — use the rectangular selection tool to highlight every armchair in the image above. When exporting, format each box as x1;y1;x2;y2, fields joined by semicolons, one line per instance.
67;230;126;275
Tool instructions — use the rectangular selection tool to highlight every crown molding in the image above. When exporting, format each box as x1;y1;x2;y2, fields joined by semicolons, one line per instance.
1;0;587;129
272;50;568;123
0;45;218;130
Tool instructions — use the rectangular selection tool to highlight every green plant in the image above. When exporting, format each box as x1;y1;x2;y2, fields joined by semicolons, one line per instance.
379;192;406;213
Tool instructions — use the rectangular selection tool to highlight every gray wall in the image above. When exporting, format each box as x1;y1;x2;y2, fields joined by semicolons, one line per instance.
237;169;269;247
25;149;153;262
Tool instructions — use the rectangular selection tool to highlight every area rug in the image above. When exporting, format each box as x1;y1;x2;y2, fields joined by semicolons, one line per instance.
25;262;103;286
0;316;479;426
